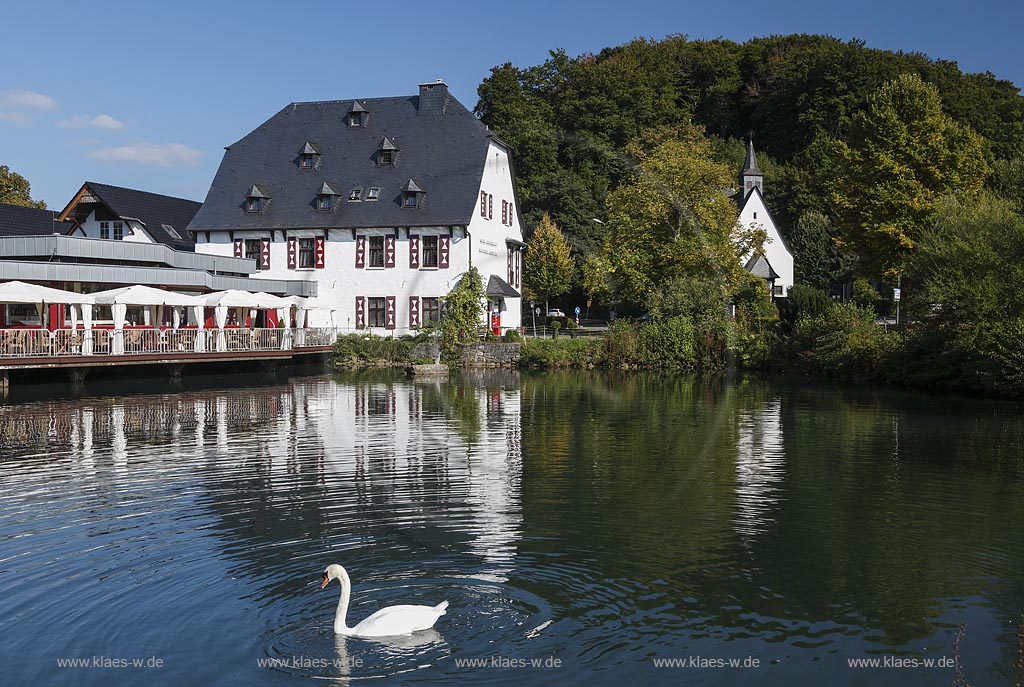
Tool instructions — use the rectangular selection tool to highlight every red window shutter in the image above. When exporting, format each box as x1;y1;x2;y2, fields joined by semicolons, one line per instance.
488;194;493;220
260;238;270;271
315;236;325;269
515;249;521;288
385;296;396;330
409;235;420;268
507;247;514;284
409;296;420;328
287;237;297;269
502;200;507;225
480;191;486;217
355;236;365;268
507;202;514;226
439;235;450;269
233;239;243;258
385;235;396;268
355;296;365;329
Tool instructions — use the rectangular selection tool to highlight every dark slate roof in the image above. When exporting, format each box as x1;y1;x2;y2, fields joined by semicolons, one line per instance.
188;91;494;231
82;182;199;251
486;274;520;298
744;253;780;281
742;136;761;175
0;203;74;237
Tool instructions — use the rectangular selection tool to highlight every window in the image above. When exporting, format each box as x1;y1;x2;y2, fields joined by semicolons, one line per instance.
298;238;315;268
753;212;758;220
422;297;440;324
403;192;418;208
162;224;182;239
349;112;362;127
318;195;333;210
247;198;262;213
300;154;314;169
113;221;124;241
422;235;439;268
480;191;487;217
367;297;386;327
379;150;392;166
773;285;784;297
244;239;261;260
99;221;110;239
349;189;362;202
368;236;384;267
366;187;380;201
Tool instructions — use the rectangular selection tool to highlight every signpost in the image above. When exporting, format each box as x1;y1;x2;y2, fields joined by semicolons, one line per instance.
574;306;581;326
893;282;901;325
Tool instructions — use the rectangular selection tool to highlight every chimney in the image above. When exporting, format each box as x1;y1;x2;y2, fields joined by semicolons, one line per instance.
417;79;449;116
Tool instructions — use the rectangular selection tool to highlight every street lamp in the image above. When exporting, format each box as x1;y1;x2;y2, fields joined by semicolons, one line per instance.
529;300;536;338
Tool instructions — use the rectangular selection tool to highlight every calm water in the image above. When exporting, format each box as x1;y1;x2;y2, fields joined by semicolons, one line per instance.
1;370;1022;686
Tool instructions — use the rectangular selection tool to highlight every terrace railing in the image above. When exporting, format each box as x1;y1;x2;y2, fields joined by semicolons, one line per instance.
0;327;334;360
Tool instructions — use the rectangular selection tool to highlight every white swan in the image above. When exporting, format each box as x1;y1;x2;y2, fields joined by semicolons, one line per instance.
321;564;449;637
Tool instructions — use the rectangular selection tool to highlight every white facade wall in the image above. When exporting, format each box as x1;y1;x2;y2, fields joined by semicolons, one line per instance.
75;210;157;245
195;141;525;335
737;191;794;297
468;141;525;331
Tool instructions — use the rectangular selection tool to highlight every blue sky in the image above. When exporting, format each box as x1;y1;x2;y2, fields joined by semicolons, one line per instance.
1;0;1021;209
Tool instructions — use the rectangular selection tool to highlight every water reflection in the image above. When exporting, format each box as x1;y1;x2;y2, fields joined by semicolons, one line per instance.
0;372;1022;686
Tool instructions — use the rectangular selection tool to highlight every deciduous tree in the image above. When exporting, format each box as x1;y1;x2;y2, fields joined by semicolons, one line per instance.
524;214;573;311
0;165;45;208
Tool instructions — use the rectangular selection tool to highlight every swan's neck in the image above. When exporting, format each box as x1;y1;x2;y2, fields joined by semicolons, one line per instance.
333;567;353;634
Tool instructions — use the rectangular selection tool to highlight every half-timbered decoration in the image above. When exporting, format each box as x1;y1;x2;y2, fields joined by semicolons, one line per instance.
189;80;525;334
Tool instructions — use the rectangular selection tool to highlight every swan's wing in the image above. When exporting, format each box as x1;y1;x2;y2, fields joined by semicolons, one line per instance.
353;604;445;637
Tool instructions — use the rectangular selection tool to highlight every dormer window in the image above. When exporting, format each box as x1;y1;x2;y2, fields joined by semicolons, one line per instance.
298;142;320;170
366;187;380;201
377;136;399;166
348;101;368;128
246;185;270;213
316;182;340;211
401;179;425;208
349;189;362;202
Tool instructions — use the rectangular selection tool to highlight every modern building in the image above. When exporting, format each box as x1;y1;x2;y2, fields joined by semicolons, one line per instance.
735;138;794;297
188;80;525;334
0;201;313;328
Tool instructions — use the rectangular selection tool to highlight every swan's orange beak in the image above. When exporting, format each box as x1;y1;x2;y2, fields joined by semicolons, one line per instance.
320;573;329;589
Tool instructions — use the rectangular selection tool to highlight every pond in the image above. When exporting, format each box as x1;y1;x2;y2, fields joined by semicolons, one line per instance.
0;369;1021;685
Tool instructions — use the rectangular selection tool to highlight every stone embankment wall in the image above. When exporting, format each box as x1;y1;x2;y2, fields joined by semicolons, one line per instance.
459;343;521;368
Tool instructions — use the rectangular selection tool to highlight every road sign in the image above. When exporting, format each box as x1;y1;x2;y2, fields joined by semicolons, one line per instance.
575;306;581;315
893;288;901;302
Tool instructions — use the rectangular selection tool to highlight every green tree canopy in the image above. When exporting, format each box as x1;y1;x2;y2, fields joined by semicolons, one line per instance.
523;214;574;309
0;165;46;208
599;124;752;303
829;73;989;278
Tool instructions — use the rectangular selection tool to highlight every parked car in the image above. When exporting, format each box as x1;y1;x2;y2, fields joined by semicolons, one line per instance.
547;309;566;318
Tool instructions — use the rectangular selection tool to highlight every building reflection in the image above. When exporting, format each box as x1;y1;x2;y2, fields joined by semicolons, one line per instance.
733;397;785;544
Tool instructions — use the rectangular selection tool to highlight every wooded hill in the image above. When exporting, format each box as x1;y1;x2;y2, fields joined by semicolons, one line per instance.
474;33;1024;259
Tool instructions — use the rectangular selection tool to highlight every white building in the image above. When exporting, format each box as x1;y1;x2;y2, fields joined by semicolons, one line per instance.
189;80;525;334
736;138;794;297
61;182;199;252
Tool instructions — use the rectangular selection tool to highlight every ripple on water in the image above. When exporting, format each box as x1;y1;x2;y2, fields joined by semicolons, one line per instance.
261;578;552;681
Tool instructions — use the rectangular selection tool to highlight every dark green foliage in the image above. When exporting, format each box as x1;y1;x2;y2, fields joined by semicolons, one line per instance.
502;329;522;342
789;210;854;290
476;34;1024;275
778;284;832;325
332;334;413;364
791;303;899;379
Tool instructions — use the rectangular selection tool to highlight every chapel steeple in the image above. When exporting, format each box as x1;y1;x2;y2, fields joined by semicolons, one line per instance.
741;133;764;196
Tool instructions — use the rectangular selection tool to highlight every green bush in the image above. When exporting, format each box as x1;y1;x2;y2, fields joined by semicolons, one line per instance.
600;321;641;368
638;316;697;369
778;284;832;325
519;337;601;368
502;329;521;342
332;334;413;364
793;302;898;379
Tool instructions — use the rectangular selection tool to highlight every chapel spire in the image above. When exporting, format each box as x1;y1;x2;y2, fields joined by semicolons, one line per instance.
741;132;764;196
